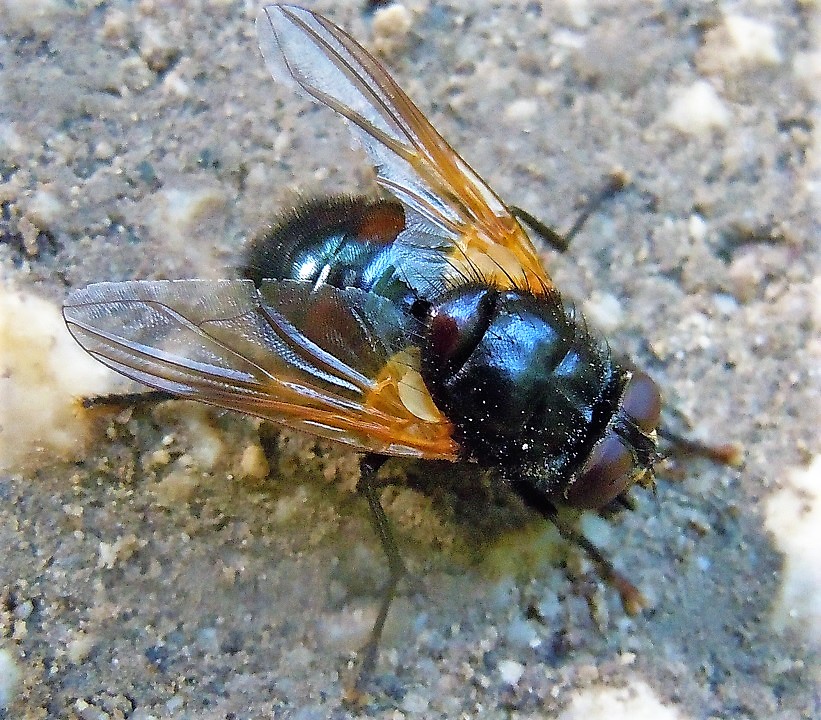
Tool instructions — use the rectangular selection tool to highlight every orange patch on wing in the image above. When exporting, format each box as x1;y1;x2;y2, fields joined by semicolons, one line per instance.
448;224;553;294
364;347;459;459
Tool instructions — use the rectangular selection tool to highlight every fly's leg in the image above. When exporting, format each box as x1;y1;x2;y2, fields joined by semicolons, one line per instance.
611;360;743;469
509;422;739;616
81;389;177;409
513;482;645;615
348;453;410;697
510;170;628;252
561;170;629;245
509;206;571;253
545;504;646;616
659;426;743;466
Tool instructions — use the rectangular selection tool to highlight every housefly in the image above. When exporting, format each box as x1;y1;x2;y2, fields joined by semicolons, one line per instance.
63;4;737;693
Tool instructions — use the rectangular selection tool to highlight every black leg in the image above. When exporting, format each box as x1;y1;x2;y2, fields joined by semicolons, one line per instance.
659;425;742;466
512;481;645;615
509;206;570;252
82;389;177;409
607;358;742;469
348;453;409;698
510;170;628;253
615;493;637;512
562;171;629;244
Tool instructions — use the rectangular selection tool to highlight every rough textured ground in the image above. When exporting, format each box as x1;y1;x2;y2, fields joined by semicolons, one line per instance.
1;1;819;718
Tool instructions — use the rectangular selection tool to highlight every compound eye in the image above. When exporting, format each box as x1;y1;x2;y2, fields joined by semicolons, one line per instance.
565;432;634;509
621;371;661;433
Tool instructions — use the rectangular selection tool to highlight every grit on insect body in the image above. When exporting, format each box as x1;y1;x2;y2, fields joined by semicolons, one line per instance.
63;4;672;690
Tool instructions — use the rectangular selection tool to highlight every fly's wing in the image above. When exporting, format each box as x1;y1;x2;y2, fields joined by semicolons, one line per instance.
256;4;554;296
63;280;458;459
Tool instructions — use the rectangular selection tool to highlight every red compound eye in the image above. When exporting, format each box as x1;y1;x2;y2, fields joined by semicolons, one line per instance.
621;371;661;433
565;372;661;509
565;431;634;509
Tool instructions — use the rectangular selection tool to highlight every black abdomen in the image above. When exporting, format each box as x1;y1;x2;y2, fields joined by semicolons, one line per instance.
243;197;413;305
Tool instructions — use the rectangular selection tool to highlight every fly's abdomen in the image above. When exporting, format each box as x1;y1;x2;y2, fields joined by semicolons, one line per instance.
243;197;413;304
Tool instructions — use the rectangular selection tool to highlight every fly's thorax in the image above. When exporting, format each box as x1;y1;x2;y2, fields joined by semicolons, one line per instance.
420;284;625;484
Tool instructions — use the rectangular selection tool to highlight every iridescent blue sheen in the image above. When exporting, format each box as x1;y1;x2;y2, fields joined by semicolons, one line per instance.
421;287;622;493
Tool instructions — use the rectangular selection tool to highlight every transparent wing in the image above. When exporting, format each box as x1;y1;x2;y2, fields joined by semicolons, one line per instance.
256;4;553;295
63;279;458;459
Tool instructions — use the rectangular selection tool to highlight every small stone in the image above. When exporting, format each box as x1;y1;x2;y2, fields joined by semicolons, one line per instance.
505;618;541;649
504;98;539;125
727;249;765;303
97;535;140;570
101;8;130;42
0;650;20;709
765;455;821;647
239;443;270;481
401;691;430;714
582;293;624;334
94;140;115;160
139;21;177;73
372;5;413;56
26;186;64;227
688;214;708;243
12;599;33;620
697;15;782;75
562;0;591;28
497;658;525;685
559;681;685;719
153;470;199;507
67;632;96;664
664;81;731;135
793;49;821;93
0;289;116;473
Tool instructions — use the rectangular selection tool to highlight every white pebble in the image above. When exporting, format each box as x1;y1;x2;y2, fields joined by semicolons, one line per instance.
687;214;708;243
401;691;430;713
505;98;539;125
698;15;782;75
0;289;117;473
0;649;20;709
27;186;64;227
239;443;270;480
497;658;525;685
559;680;685;720
664;81;731;135
793;49;821;93
563;0;590;28
372;5;413;56
765;455;821;647
582;292;624;334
